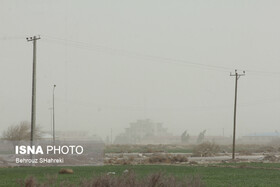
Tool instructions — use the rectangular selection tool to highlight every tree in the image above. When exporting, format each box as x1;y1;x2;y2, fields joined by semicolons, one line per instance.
1;121;42;142
196;130;206;144
181;130;190;144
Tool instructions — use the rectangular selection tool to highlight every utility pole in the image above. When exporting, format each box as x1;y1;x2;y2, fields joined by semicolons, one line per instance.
26;36;40;145
53;84;56;144
230;69;245;159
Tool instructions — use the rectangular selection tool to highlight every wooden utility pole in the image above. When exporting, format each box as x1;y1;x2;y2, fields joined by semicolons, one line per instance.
26;36;40;144
230;69;245;159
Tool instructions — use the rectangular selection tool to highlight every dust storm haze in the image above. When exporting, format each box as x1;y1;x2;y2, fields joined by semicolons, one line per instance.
1;0;280;142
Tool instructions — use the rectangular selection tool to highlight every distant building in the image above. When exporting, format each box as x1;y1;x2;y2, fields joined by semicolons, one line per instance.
239;132;280;144
114;119;172;144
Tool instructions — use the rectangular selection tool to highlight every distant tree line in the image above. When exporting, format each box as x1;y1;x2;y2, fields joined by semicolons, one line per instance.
181;130;206;144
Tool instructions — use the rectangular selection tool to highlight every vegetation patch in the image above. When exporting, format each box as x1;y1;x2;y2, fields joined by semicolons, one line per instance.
192;142;220;157
2;164;280;186
18;172;203;187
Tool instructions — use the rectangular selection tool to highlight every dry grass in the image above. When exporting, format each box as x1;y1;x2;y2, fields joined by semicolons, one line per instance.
18;171;203;187
81;172;203;187
262;155;280;162
105;144;193;154
104;153;189;165
107;142;280;156
148;154;188;164
256;146;276;153
106;143;280;157
17;174;59;187
192;142;220;157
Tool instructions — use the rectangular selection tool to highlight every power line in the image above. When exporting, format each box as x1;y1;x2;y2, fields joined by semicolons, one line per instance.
41;35;280;76
41;35;232;72
1;35;279;75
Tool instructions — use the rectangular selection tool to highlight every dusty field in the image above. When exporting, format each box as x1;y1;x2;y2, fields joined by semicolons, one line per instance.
104;152;280;165
104;143;280;165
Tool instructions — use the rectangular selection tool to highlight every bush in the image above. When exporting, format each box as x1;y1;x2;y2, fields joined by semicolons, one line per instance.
1;121;42;142
256;146;276;153
192;142;220;157
148;154;188;164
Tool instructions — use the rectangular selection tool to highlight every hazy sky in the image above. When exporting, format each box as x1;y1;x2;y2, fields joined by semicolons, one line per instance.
1;0;280;140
